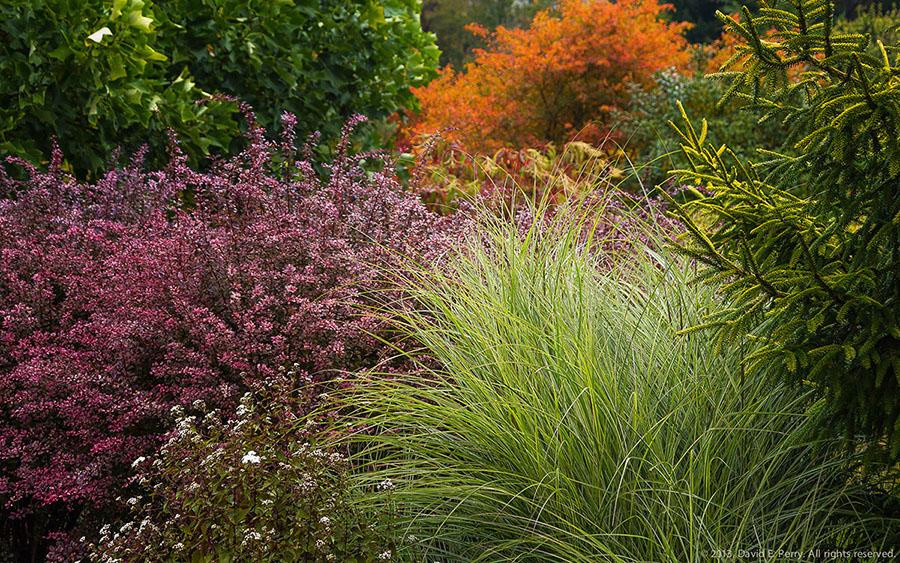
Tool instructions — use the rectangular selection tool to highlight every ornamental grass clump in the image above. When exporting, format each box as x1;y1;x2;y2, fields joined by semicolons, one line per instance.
330;204;899;561
0;113;454;560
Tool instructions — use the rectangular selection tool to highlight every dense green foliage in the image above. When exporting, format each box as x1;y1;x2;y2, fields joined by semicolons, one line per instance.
668;0;900;461
0;0;237;176
331;205;898;561
163;0;439;137
0;0;438;177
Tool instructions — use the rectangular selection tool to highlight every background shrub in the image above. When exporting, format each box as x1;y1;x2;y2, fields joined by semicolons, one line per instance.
0;115;453;560
89;375;396;563
331;205;899;561
615;67;785;190
408;0;692;153
667;2;900;462
834;3;900;51
409;138;628;210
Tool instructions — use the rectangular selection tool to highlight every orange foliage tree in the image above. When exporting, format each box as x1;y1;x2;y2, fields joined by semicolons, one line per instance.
408;0;692;153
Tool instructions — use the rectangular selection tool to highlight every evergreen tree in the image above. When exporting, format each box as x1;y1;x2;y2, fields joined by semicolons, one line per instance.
668;0;900;463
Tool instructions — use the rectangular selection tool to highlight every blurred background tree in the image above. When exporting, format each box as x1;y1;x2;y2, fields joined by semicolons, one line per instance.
423;0;900;66
422;0;555;68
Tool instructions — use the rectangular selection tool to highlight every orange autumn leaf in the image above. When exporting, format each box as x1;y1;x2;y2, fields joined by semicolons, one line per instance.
409;0;693;154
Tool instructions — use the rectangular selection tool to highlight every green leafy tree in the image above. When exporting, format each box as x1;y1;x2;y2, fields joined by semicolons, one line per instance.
1;0;438;178
0;0;237;177
162;0;440;139
667;0;900;462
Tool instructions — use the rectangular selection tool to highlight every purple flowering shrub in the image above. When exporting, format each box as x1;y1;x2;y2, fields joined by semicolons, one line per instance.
88;373;397;563
0;114;452;559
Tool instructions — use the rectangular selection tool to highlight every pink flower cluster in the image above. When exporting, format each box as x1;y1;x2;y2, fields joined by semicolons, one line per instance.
0;115;454;558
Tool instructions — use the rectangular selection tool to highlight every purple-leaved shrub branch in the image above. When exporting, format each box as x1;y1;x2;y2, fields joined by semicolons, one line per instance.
0;113;456;560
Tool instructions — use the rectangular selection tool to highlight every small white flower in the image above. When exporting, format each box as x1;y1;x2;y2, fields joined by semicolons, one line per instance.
173;543;185;552
377;479;395;491
241;450;262;464
318;516;331;526
376;550;392;560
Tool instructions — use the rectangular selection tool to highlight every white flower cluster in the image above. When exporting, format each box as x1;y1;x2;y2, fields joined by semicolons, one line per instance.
298;474;317;492
200;448;225;467
240;529;262;548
